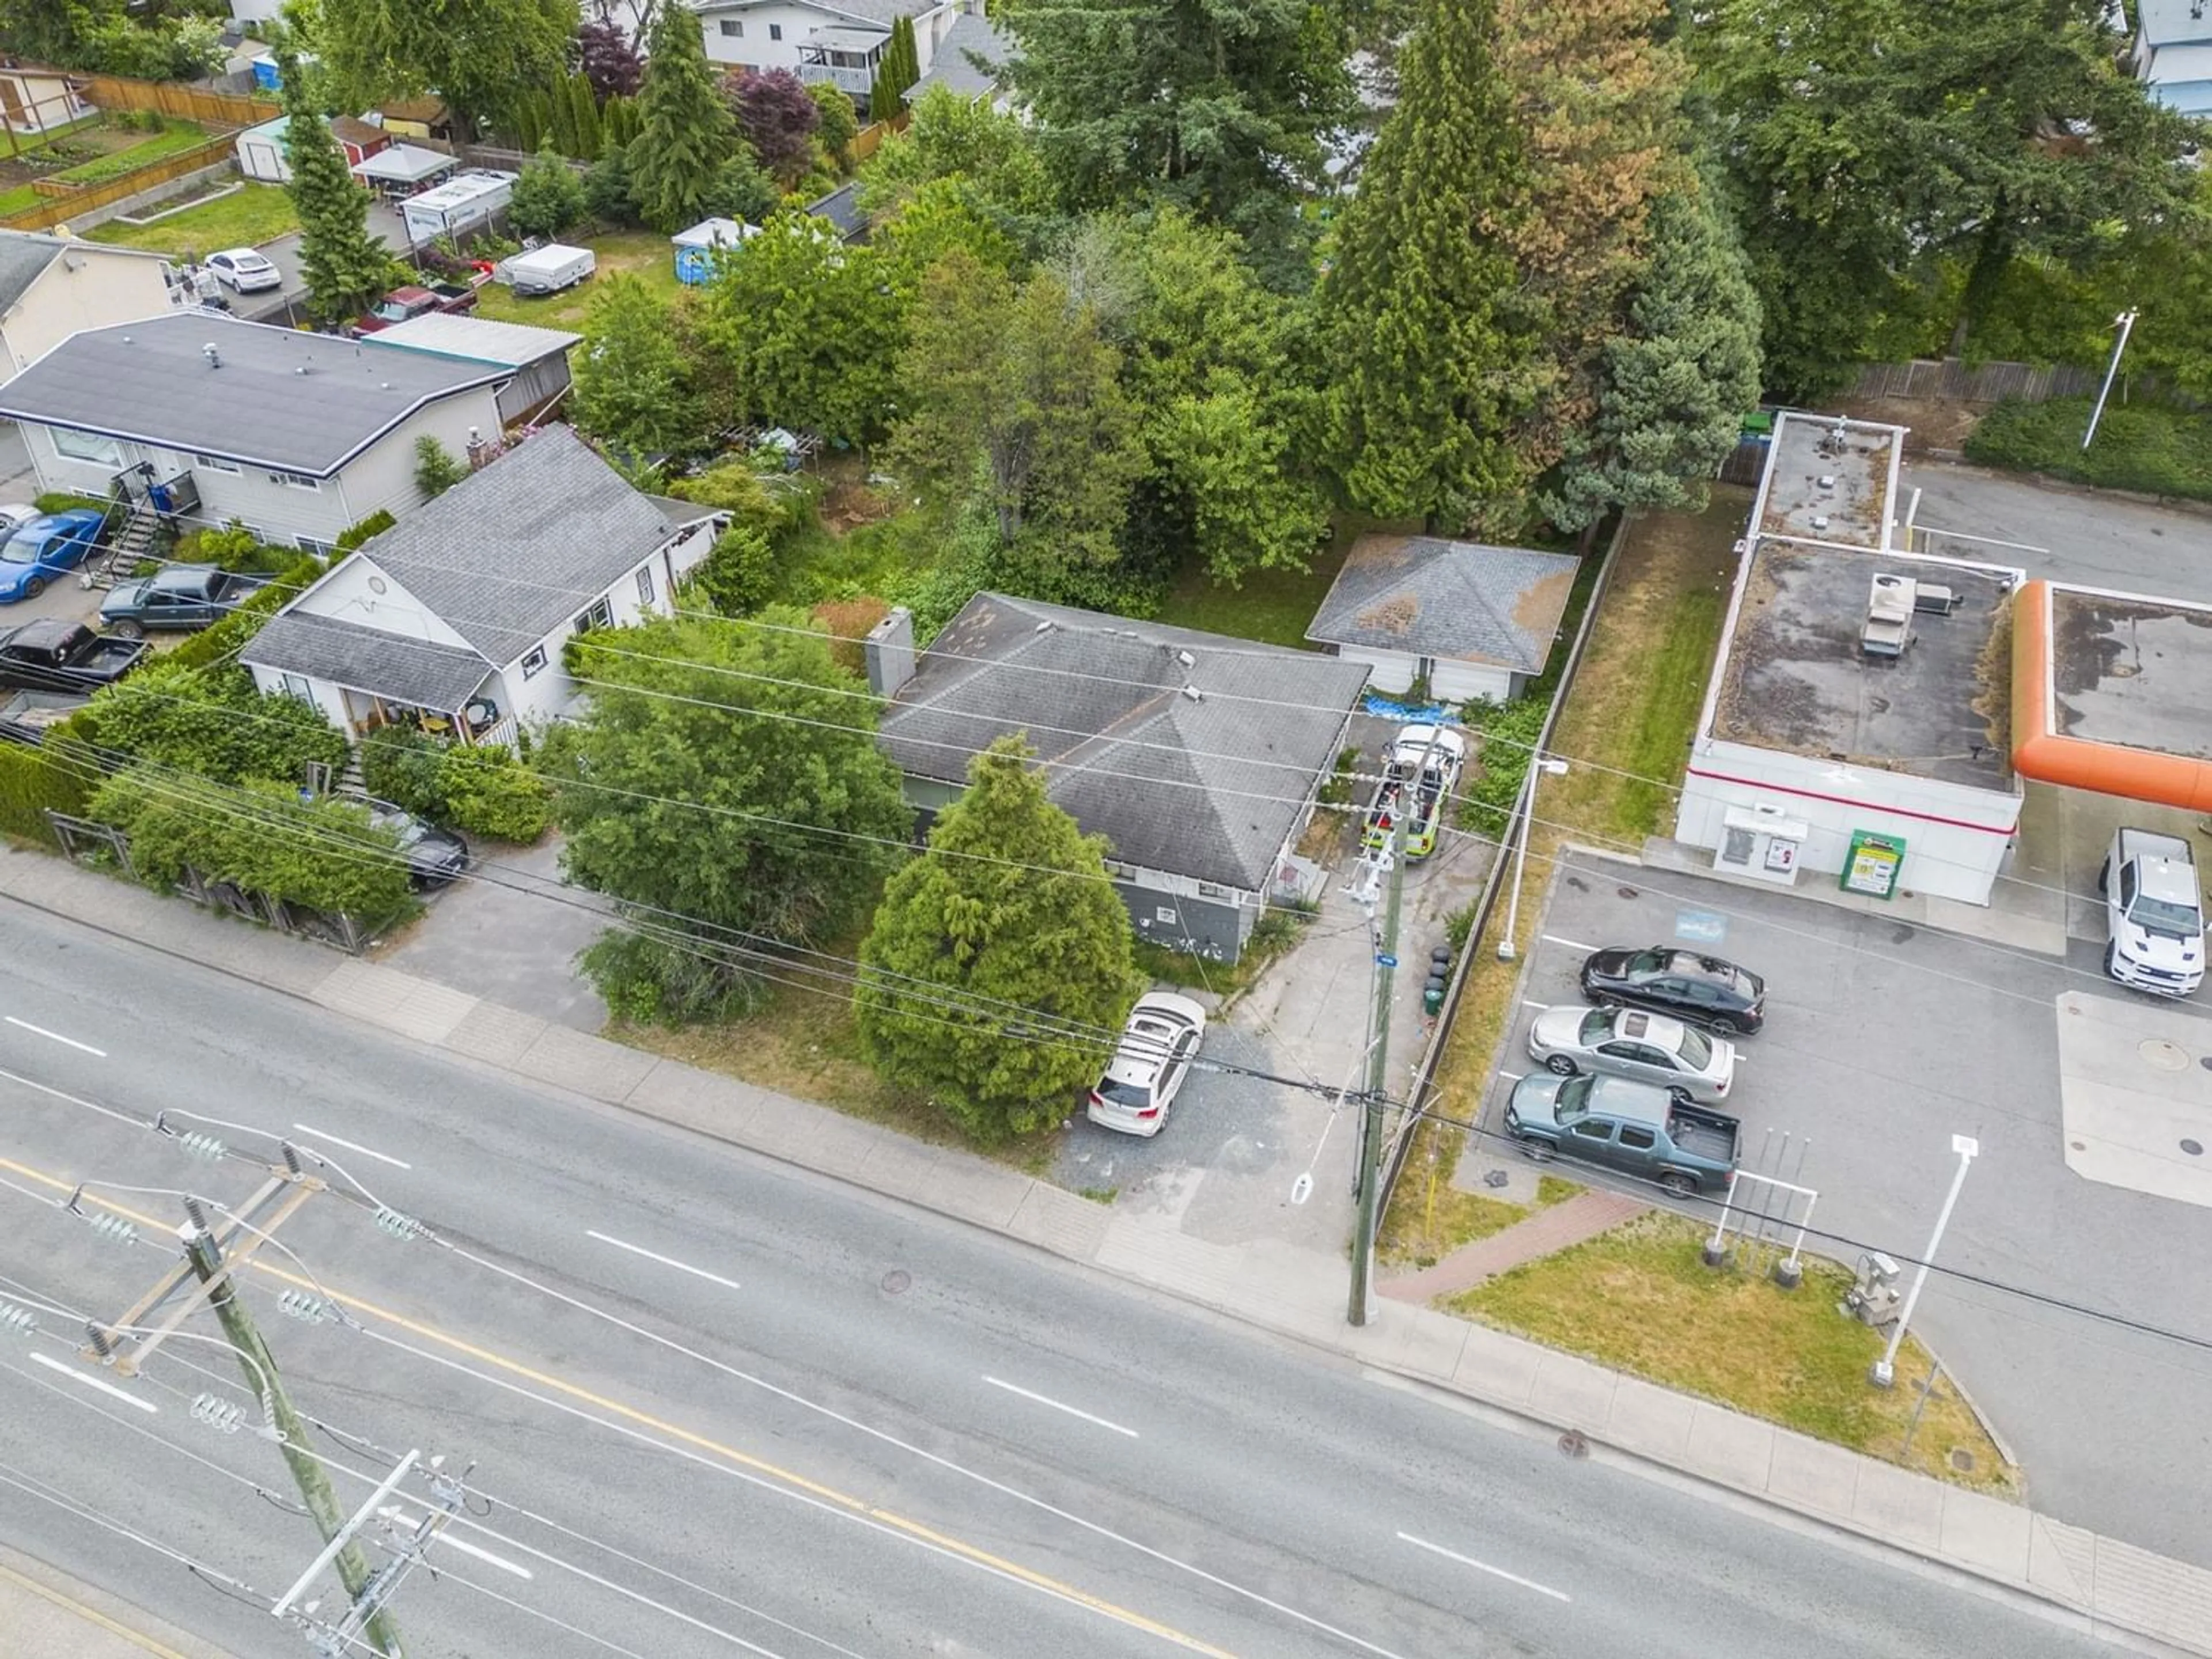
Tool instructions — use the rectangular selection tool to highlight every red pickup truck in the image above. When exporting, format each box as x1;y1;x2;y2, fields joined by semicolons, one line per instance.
352;279;479;335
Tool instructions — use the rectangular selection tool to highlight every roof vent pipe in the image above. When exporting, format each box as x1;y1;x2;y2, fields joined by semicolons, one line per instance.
202;343;219;368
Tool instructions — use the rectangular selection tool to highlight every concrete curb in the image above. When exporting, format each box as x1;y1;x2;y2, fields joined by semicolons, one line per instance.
5;847;2210;1655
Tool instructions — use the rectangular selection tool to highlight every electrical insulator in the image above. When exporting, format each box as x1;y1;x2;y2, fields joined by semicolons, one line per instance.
191;1393;244;1434
86;1213;138;1248
279;1291;335;1324
178;1131;225;1161
374;1207;425;1241
84;1323;115;1360
0;1304;35;1339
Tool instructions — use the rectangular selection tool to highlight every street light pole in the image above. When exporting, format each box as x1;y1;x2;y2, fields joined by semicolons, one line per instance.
1870;1134;1979;1389
2082;308;2139;452
1497;753;1569;961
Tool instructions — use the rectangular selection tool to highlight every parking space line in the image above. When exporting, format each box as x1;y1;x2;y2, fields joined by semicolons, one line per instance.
1539;935;1601;953
1397;1532;1570;1603
984;1376;1139;1438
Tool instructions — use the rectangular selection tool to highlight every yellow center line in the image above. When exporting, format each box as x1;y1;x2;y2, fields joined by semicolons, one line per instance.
0;1153;1235;1657
0;1559;193;1659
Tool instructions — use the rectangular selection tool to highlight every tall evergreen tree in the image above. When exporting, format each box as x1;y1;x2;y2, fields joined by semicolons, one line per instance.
1316;0;1544;528
569;70;605;159
630;2;739;232
884;17;921;115
1543;172;1764;535
856;736;1141;1143
278;46;392;327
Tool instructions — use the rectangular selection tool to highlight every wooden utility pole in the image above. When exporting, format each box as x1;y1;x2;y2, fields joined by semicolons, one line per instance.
1347;809;1406;1327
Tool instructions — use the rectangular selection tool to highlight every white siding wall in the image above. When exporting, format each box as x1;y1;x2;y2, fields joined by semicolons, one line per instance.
1433;658;1517;704
0;252;176;382
294;556;474;650
1336;645;1416;695
698;0;952;73
246;663;352;732
1673;738;2021;906
331;391;506;527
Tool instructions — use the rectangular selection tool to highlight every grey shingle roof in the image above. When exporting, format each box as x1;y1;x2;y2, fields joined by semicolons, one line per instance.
806;181;867;241
878;594;1370;892
908;12;1011;98
1306;536;1581;675
242;610;493;711
345;426;676;666
0;312;506;478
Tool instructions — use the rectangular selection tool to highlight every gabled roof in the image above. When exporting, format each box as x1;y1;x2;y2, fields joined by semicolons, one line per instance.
243;610;493;710
0;312;506;478
0;230;167;314
339;426;676;666
878;593;1370;892
908;10;1012;98
1306;536;1581;676
806;181;867;241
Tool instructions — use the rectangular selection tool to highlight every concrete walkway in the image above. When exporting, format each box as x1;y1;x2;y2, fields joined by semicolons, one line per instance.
0;1540;224;1659
1380;1188;1650;1302
6;842;2212;1657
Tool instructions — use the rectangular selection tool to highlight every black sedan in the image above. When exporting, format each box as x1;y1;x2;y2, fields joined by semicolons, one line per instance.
365;798;471;889
1578;946;1766;1035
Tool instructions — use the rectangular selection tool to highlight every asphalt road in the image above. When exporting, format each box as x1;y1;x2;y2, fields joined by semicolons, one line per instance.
0;901;2131;1658
1902;460;2212;604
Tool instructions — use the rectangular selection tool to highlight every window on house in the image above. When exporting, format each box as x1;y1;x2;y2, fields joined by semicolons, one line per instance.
51;427;122;466
279;673;316;703
1196;882;1231;900
520;646;549;680
635;566;656;607
268;470;320;491
720;18;743;35
768;22;782;39
574;597;612;633
191;452;241;474
294;535;335;557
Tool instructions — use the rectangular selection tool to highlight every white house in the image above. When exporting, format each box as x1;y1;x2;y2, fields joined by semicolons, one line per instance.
0;230;177;385
1305;535;1582;705
241;427;722;749
0;312;507;552
691;0;969;100
0;66;90;137
2134;0;2212;118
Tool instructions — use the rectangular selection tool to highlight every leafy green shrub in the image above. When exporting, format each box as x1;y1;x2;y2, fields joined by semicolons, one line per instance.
166;555;324;672
669;457;809;537
688;524;777;615
1964;397;2212;500
583;928;759;1025
1459;698;1547;838
360;726;449;818
86;660;347;786
0;742;90;846
334;509;396;558
438;744;551;842
33;492;106;516
177;520;291;574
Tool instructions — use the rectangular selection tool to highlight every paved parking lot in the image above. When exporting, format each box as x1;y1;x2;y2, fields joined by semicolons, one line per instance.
1464;850;2212;1565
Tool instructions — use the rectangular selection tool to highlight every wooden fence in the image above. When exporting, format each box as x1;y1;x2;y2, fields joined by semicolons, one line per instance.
0;131;236;230
1848;357;2100;405
74;72;278;127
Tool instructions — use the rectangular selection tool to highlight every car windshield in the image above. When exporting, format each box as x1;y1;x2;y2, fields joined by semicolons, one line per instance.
369;808;426;849
1578;1009;1614;1043
0;532;41;564
2130;893;2203;937
1554;1075;1593;1123
1094;1076;1152;1108
1676;1025;1714;1067
1626;949;1666;975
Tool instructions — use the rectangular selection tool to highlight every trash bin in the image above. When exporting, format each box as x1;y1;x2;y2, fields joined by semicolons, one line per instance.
1423;974;1446;1017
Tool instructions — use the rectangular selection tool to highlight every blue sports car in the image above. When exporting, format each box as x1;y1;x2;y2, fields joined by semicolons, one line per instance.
0;509;105;603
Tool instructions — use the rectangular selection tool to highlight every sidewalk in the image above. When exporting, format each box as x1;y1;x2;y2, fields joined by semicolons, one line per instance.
6;843;2212;1656
0;1541;227;1659
1378;1188;1649;1302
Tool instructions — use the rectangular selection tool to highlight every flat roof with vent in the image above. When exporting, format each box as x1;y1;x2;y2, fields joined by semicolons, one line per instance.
1757;412;1903;551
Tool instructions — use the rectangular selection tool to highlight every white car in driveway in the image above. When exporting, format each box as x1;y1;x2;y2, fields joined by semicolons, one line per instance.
207;248;282;293
1086;991;1207;1136
1525;1004;1736;1105
0;505;38;537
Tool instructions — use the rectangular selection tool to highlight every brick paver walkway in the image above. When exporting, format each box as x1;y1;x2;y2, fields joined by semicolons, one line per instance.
1380;1188;1650;1303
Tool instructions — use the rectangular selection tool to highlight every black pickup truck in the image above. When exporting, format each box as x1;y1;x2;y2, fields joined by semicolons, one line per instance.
1503;1072;1741;1196
0;619;148;694
0;687;90;747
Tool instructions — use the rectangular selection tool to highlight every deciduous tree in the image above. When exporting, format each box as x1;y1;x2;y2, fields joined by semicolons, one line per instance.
725;68;822;187
571;274;717;457
576;16;642;99
316;0;577;137
857;736;1140;1142
630;1;740;232
544;613;910;1023
808;81;859;173
510;143;588;238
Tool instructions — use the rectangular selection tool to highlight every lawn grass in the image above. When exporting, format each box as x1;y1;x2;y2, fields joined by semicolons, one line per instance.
1454;1211;2019;1492
0;117;210;215
1378;1130;1579;1267
474;229;681;329
1163;511;1420;649
86;182;300;255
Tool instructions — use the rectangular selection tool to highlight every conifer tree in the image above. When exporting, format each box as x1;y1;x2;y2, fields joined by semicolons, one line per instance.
279;45;392;327
630;3;739;232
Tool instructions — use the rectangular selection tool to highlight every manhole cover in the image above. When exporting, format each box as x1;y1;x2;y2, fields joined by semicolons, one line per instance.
1949;1448;1975;1473
2139;1038;2191;1073
2184;1139;2205;1158
880;1269;911;1295
1558;1429;1589;1459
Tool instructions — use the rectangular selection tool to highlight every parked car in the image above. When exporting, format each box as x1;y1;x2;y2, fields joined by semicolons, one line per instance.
1578;946;1766;1034
363;797;471;890
352;279;479;335
0;503;39;536
99;565;271;638
1503;1073;1740;1196
1086;991;1207;1137
2100;827;2204;998
0;619;146;692
207;248;282;293
0;508;104;603
1526;1004;1736;1104
0;687;90;747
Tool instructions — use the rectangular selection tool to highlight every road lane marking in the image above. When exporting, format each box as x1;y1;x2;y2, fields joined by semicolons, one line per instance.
0;1151;1232;1658
290;1124;411;1169
0;1560;190;1658
3;1018;106;1058
586;1230;741;1292
1397;1532;1570;1603
984;1376;1139;1439
28;1352;157;1414
1539;935;1601;954
1520;1000;1549;1011
377;1508;533;1578
0;1065;136;1126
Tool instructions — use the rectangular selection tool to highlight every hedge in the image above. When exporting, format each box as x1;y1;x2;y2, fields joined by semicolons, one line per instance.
362;727;551;843
1964;397;2212;502
0;741;90;846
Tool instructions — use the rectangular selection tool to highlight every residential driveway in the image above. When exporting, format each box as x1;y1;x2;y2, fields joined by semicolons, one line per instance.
1463;851;2212;1566
376;833;611;1031
1902;459;2212;604
230;207;405;326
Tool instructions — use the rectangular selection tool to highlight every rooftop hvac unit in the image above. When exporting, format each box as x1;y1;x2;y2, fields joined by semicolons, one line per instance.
1861;573;1916;658
1913;583;1959;616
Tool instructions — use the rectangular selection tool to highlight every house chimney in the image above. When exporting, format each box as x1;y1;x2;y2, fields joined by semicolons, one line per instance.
864;607;915;699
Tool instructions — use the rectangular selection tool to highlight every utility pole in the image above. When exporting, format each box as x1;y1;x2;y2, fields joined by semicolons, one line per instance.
180;1207;405;1658
1347;809;1405;1328
2082;308;2138;452
1869;1135;1978;1389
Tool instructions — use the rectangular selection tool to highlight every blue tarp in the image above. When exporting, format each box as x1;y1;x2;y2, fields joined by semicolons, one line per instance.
1361;692;1461;726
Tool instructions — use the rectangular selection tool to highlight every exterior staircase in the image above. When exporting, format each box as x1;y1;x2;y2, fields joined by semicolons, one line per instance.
88;498;161;589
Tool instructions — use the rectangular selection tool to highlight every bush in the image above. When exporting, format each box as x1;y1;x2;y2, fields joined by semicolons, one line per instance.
415;435;469;498
34;492;106;515
86;659;348;786
176;520;291;574
1963;396;2212;501
668;457;804;536
511;143;588;240
1459;697;1548;838
334;509;396;558
439;744;552;842
582;928;760;1025
687;524;776;615
0;742;90;846
360;726;449;817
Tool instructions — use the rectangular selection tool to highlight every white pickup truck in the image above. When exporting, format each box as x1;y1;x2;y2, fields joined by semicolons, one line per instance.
2101;827;2205;997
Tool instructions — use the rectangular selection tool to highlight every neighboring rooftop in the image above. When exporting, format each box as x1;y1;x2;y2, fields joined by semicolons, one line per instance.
0;229;164;312
908;11;1012;98
362;313;581;368
878;593;1371;892
806;181;867;242
690;0;938;21
242;610;493;710
1755;411;1903;552
2047;585;2212;762
0;312;506;477
1306;535;1580;674
2140;0;2212;46
1712;541;2017;787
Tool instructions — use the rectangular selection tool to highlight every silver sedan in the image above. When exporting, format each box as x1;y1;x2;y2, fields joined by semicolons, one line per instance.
1525;1003;1736;1105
